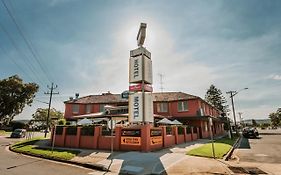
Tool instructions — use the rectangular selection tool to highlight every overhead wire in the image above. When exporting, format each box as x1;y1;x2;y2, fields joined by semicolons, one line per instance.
1;0;54;84
0;43;36;82
0;23;47;88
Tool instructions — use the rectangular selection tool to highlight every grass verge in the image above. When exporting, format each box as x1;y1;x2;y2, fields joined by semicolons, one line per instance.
187;136;238;159
10;138;80;160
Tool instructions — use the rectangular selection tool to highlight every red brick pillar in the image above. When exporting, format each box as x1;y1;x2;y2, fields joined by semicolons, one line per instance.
76;127;81;148
174;126;178;144
161;126;167;148
94;126;101;149
141;124;151;152
115;126;122;151
190;126;194;141
62;127;66;147
183;126;187;142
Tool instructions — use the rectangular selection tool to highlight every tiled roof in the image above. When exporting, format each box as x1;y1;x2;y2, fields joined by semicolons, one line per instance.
65;92;198;104
153;92;198;102
66;93;128;104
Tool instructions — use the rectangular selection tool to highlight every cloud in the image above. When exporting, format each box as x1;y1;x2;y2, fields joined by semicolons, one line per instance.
267;74;281;80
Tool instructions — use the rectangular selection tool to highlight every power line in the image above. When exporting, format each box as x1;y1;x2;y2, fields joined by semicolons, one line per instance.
0;43;35;82
1;0;53;83
0;23;47;88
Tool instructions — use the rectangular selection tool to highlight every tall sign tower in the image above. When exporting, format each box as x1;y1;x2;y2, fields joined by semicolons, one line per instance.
128;23;153;124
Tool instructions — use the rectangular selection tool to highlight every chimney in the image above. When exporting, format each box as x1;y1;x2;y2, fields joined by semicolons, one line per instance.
75;93;79;99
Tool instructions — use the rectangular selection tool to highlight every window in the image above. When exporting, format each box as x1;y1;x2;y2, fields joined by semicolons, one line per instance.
72;104;79;114
157;102;168;112
99;104;106;112
85;104;92;113
178;101;188;112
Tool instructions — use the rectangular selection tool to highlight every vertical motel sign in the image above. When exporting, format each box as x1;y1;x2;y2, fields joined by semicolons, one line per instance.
128;23;153;123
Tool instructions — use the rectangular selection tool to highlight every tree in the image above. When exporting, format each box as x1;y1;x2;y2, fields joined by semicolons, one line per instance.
252;119;258;127
205;84;229;116
269;108;281;127
0;75;39;124
32;108;64;130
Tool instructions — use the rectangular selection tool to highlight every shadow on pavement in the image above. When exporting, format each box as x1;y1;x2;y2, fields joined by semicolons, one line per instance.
238;137;251;149
110;151;168;175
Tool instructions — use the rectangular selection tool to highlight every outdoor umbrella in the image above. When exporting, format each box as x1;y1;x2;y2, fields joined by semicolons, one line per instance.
77;118;92;125
157;118;173;125
171;119;182;125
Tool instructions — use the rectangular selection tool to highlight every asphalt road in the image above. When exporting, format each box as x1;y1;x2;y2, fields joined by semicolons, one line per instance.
237;129;281;164
0;135;94;175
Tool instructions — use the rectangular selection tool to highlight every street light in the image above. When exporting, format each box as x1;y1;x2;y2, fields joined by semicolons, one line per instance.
226;88;248;135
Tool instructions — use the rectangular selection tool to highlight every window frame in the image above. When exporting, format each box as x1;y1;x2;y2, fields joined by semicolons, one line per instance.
177;101;188;112
85;104;92;114
72;104;79;114
157;102;168;113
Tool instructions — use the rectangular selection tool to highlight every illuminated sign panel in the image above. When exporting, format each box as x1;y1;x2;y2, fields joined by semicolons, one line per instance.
129;92;153;123
129;56;143;83
129;56;152;84
129;93;143;122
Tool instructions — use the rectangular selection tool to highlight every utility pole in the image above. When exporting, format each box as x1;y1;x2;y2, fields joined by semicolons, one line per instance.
226;88;248;136
227;91;238;136
44;83;59;138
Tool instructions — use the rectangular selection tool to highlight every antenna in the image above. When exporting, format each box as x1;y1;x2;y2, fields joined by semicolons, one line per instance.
158;73;164;92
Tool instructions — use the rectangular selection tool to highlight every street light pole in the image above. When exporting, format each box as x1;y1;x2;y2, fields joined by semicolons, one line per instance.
226;88;248;136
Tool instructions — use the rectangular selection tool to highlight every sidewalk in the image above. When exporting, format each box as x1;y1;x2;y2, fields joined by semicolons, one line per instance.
36;138;234;175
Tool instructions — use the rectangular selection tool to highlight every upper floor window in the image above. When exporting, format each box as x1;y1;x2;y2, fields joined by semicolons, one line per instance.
72;104;79;114
99;104;106;112
85;104;92;113
178;101;188;112
157;102;168;112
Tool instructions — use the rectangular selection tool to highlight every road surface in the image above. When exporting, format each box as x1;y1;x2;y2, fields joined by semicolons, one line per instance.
237;129;281;164
0;135;94;175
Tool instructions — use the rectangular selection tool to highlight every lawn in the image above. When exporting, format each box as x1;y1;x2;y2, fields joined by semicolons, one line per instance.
10;138;80;160
187;136;238;159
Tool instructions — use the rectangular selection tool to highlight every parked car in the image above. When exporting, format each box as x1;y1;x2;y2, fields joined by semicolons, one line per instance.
10;129;26;138
242;127;259;138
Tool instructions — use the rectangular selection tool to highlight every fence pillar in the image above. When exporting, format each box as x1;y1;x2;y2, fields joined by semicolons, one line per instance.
76;127;81;148
94;126;101;149
141;124;151;152
183;126;187;142
115;126;122;151
174;126;178;144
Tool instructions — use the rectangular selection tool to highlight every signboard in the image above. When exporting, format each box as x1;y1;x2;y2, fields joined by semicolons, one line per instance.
129;84;153;92
121;137;141;145
128;92;153;123
129;92;143;122
150;136;162;145
144;93;153;122
129;56;143;83
129;56;152;84
144;57;152;84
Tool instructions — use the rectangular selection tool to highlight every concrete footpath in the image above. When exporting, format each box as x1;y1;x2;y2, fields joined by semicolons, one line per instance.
36;138;233;175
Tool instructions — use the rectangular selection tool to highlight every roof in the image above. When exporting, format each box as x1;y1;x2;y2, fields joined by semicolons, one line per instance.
65;92;198;104
65;93;128;104
153;92;198;102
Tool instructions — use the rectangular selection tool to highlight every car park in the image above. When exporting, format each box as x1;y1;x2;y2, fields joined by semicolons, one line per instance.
242;127;259;138
10;129;26;138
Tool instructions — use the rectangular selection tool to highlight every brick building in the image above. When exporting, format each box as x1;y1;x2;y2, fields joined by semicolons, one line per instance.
64;91;225;139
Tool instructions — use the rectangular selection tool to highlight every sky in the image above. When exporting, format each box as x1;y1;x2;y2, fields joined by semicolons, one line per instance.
0;0;280;121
